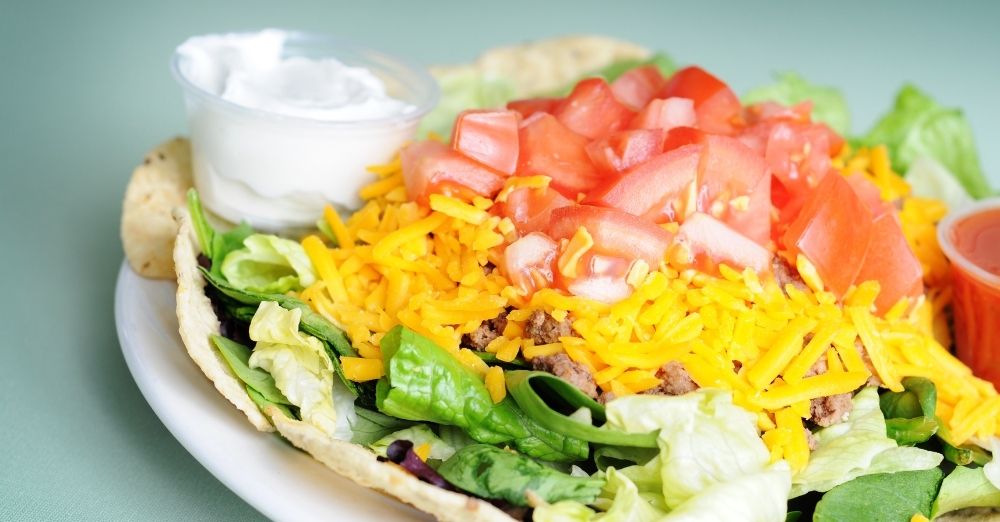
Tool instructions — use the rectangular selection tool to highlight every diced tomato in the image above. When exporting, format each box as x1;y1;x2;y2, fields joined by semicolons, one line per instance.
845;172;893;219
630;97;696;132
853;213;923;314
401;140;506;203
782;173;873;297
663;126;706;152
610;65;666;110
503;232;559;295
673;213;772;273
517;113;602;197
548;205;673;267
696;135;771;245
586;144;701;223
502;186;574;234
451;110;520;175
585;129;665;174
554;78;636;139
565;254;634;303
507;97;561;119
744;101;813;125
752;120;843;204
659;66;741;134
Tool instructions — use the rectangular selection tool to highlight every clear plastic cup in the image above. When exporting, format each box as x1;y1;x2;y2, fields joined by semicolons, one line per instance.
937;197;1000;388
171;30;438;231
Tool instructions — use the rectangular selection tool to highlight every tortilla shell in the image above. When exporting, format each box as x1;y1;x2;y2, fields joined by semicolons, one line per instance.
268;408;514;522
173;207;273;431
172;207;513;520
122;137;193;279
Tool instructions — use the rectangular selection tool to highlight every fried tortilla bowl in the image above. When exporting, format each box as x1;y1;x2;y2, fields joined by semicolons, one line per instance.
122;34;997;521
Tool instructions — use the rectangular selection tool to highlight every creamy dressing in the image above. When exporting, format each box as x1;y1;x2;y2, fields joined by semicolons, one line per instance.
173;30;428;230
178;30;414;121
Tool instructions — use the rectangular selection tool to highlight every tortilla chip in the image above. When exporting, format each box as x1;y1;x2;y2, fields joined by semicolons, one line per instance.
122;137;193;279
474;35;649;97
268;408;513;522
173;207;273;432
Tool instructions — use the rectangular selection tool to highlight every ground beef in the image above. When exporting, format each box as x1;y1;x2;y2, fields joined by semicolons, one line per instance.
523;310;572;345
462;310;509;351
531;353;598;399
644;360;699;396
805;354;828;378
805;429;819;451
597;391;617;405
771;257;808;294
810;393;853;427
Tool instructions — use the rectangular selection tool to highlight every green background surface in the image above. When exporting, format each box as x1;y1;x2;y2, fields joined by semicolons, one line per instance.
1;1;997;520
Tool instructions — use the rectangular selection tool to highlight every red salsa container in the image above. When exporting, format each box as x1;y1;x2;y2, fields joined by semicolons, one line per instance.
938;199;1000;388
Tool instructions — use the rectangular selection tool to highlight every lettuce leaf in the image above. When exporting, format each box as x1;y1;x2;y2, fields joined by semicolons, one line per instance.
349;407;414;446
210;334;290;406
813;469;942;522
863;84;993;199
986;438;1000;490
905;156;975;211
437;444;604;507
377;325;587;461
532;501;598;522
743;72;850;135
220;234;316;294
605;390;778;509
248;302;356;440
185;188;253;276
878;377;938;446
791;387;942;497
369;424;456;461
933;466;1000;517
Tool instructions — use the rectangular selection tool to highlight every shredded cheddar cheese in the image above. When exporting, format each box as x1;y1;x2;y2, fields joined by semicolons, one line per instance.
299;147;999;477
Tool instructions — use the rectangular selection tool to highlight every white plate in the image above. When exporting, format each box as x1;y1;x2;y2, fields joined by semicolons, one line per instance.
114;261;430;521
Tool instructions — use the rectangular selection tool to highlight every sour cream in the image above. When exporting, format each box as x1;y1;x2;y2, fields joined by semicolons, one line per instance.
172;30;437;230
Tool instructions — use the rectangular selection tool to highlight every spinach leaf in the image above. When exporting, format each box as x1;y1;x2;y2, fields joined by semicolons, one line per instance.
437;445;604;506
245;386;296;419
879;377;938;445
210;335;290;406
378;326;587;462
474;351;529;370
186;188;217;259
350;407;416;446
813;468;943;522
505;370;658;448
199;267;356;358
943;441;992;467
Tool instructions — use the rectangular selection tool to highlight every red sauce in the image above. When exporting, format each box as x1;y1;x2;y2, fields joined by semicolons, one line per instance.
952;209;1000;276
949;208;1000;388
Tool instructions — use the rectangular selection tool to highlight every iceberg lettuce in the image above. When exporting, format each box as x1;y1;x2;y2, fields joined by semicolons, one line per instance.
248;302;355;440
791;387;942;497
221;234;316;294
369;424;457;461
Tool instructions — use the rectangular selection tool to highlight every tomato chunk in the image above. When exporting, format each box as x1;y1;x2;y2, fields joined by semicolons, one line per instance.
451;110;520;175
565;253;634;304
659;66;741;134
517;113;601;198
401;140;506;203
630;97;696;132
674;212;772;273
853;213;923;313
554;78;636;139
696;135;771;245
663;126;706;152
548;205;673;267
585;129;665;174
502;186;574;234
845;172;893;219
503;232;559;295
507;97;561;119
586;144;701;223
782;173;873;297
610;65;666;110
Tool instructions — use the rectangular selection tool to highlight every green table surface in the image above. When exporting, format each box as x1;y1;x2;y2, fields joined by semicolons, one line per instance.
2;1;998;520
